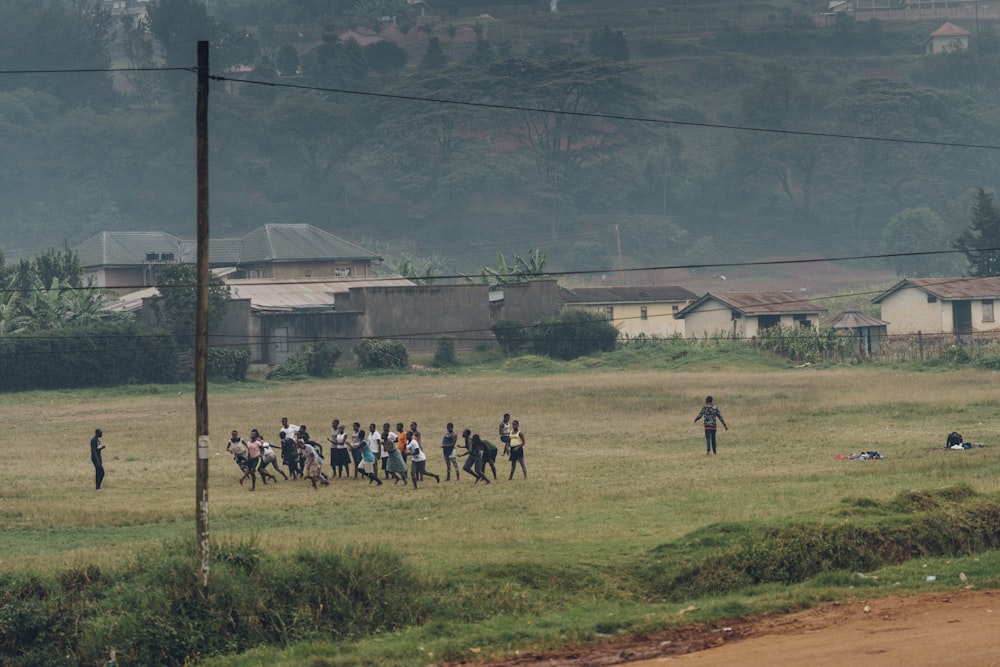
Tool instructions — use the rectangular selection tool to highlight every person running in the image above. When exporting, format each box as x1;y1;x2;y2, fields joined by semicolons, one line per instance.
460;430;490;484
396;423;409;463
349;423;364;479
297;439;329;489
442;423;461;481
258;436;288;480
508;420;527;480
279;430;300;480
227;430;250;478
90;428;106;491
383;423;407;484
481;436;499;480
499;413;513;456
357;429;383;486
242;437;263;490
406;430;439;488
694;395;728;455
368;423;387;479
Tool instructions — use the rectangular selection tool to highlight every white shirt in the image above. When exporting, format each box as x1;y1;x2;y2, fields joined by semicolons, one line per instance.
281;422;299;438
369;430;386;457
407;439;426;462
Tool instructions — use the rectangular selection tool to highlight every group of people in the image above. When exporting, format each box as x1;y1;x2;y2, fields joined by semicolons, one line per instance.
226;414;527;491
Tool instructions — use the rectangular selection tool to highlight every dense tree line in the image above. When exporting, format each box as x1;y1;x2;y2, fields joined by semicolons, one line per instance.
2;1;999;278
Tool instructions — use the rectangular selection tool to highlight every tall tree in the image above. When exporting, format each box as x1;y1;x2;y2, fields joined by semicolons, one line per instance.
155;264;231;342
954;187;1000;277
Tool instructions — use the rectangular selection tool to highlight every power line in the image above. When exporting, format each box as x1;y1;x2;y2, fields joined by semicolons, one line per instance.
211;73;1000;152
0;66;195;75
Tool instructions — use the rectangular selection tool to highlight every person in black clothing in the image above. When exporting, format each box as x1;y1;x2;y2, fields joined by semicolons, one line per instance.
90;428;106;491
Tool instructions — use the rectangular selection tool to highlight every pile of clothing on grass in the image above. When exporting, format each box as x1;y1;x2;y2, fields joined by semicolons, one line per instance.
834;451;885;460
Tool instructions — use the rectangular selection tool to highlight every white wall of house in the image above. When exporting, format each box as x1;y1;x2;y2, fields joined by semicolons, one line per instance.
682;302;743;338
880;288;951;334
570;302;687;337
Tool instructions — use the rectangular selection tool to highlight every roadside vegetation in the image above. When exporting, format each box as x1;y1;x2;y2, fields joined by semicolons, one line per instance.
3;348;999;665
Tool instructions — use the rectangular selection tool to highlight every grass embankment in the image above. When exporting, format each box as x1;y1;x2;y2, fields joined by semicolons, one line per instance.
2;346;999;665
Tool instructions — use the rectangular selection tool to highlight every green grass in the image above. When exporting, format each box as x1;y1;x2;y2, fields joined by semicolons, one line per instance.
2;347;999;665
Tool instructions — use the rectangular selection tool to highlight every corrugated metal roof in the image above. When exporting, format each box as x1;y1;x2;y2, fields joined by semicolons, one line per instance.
560;285;698;304
77;224;381;268
238;224;381;263
106;275;416;314
76;231;188;267
676;291;828;318
873;276;1000;303
822;310;888;329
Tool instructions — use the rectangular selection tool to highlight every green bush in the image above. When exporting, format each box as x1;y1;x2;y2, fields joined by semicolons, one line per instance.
207;347;250;381
0;322;177;391
491;319;528;356
433;336;456;367
529;310;618;360
266;355;308;380
354;339;409;369
0;539;425;666
301;341;341;377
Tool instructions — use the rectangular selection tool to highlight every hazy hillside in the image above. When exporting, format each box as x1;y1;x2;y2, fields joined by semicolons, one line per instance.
0;0;995;281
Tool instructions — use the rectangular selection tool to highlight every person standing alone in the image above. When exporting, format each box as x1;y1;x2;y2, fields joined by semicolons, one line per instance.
694;396;727;455
90;428;106;491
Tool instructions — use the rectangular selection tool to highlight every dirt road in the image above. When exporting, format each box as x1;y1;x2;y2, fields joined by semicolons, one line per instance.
478;590;1000;667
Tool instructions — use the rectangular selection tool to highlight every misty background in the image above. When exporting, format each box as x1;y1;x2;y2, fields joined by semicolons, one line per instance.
2;0;998;279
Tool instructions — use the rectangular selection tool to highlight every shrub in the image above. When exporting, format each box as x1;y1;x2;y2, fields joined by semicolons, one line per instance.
433;336;456;367
301;342;341;377
0;322;177;391
529;310;618;360
266;355;308;380
354;339;409;369
207;347;250;381
491;319;528;356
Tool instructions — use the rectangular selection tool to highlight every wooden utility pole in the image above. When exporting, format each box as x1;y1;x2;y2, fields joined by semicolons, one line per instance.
195;40;211;594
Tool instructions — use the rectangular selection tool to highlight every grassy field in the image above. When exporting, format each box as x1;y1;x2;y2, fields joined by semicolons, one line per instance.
4;353;1000;665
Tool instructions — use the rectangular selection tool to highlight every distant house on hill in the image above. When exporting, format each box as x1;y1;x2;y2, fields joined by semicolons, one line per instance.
560;285;696;338
75;224;382;294
927;22;971;54
674;291;828;338
872;276;1000;336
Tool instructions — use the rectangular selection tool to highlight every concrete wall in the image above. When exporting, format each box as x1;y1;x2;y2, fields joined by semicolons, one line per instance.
880;288;1000;335
681;302;742;338
139;280;561;365
880;288;950;334
567;302;687;337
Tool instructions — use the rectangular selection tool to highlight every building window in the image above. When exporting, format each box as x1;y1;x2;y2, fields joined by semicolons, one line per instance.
605;306;614;320
304;269;313;278
672;305;679;313
640;306;648;320
247;270;260;280
984;300;995;323
927;294;937;303
335;266;352;277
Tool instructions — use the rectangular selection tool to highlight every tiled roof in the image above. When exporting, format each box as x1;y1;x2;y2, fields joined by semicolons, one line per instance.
676;291;828;318
560;285;697;304
874;276;1000;302
930;22;970;37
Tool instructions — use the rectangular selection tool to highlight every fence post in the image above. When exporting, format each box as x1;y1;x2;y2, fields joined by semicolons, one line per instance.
918;330;924;362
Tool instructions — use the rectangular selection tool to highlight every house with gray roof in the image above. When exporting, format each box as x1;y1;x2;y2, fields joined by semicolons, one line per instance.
821;310;889;356
76;224;382;294
674;291;828;338
560;285;697;338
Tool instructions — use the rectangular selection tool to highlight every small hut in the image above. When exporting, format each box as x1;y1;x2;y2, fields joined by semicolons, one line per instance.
822;310;888;356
